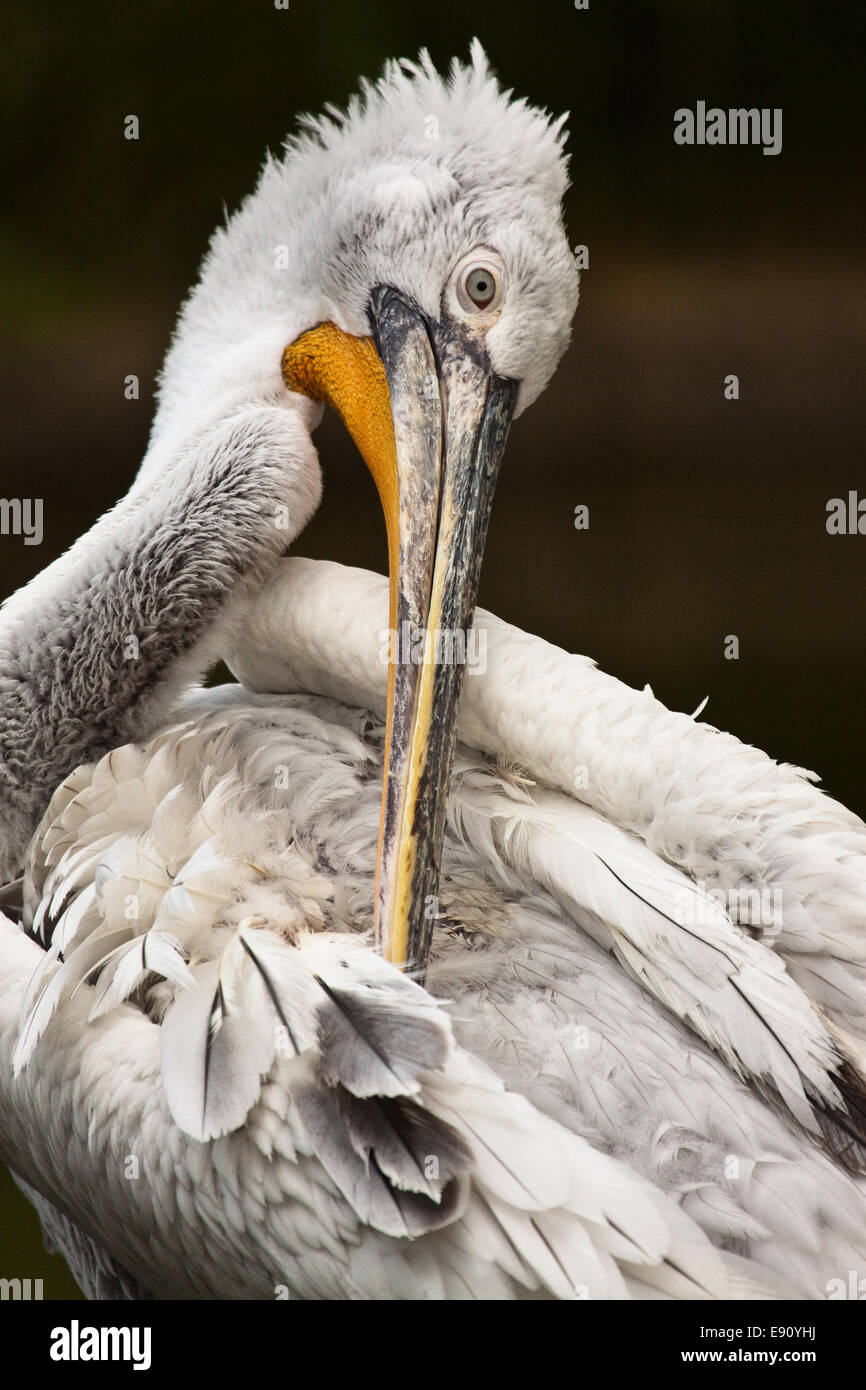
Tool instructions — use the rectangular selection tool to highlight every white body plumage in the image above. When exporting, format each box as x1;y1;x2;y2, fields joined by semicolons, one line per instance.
2;558;866;1298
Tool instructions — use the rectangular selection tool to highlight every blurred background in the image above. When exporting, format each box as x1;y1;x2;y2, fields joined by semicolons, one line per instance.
2;0;864;1296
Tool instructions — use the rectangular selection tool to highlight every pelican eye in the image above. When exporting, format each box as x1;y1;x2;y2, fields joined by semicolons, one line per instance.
455;260;503;314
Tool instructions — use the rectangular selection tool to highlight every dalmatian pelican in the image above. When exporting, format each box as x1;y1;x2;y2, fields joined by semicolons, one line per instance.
2;45;866;1302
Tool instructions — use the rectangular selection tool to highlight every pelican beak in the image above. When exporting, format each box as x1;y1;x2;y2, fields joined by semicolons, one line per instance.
281;291;517;978
368;287;516;977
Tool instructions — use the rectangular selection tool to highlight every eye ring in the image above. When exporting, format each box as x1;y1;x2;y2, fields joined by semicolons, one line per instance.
453;253;505;315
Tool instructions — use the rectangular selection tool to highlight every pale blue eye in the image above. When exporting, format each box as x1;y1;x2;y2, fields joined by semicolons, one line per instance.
467;269;494;305
457;262;501;312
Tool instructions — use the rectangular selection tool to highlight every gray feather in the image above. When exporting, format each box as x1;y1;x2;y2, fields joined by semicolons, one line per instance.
336;1086;473;1197
290;1061;470;1237
316;979;452;1097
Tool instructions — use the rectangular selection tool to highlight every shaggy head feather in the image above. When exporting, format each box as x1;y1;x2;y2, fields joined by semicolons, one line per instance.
155;42;579;435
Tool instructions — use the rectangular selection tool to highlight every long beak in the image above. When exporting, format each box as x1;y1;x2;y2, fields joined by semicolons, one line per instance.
369;287;517;977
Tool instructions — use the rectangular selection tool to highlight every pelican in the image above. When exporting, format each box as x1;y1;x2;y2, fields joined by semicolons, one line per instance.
2;45;866;1302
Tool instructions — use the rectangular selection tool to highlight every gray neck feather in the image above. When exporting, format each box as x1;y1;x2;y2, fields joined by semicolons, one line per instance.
0;402;318;878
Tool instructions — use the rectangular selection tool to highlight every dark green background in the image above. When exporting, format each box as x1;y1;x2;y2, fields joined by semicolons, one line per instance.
1;0;864;1297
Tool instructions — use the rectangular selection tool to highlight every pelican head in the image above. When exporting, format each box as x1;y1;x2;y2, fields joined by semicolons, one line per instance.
153;42;579;976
